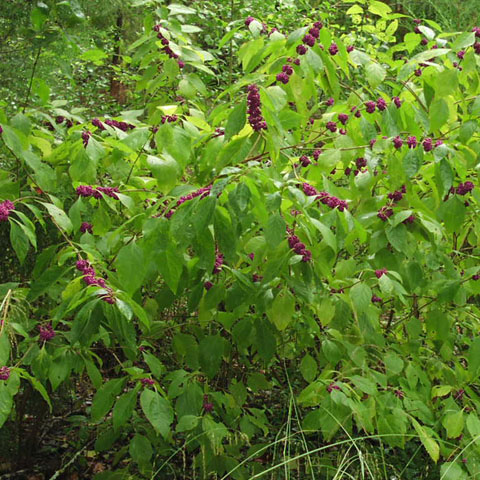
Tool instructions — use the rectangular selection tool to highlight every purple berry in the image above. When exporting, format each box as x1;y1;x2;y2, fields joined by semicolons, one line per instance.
296;44;307;55
365;101;376;113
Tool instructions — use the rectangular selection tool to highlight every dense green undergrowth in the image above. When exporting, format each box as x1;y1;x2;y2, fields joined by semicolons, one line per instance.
1;1;480;478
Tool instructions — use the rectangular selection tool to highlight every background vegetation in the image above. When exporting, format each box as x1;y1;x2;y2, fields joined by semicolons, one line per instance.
1;0;480;478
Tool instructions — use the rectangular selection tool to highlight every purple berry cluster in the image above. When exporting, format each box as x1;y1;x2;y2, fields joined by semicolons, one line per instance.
326;121;337;133
301;183;348;211
153;25;184;68
375;268;388;278
244;16;268;33
161;114;178;124
203;394;214;413
80;222;93;234
56;116;73;128
213;252;224;274
0;200;15;222
287;230;312;262
276;64;294;84
295;21;323;58
328;43;339;55
298;155;311;167
377;205;394;221
245;16;255;27
92;118;136;132
82;131;91;147
327;382;340;393
39;323;56;342
0;366;10;381
76;259;115;304
141;378;155;386
387;185;406;202
371;294;382;303
165;185;211;219
76;185;119;200
454;181;475;195
247;85;267;131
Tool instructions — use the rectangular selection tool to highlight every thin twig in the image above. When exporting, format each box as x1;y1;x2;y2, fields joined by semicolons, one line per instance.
23;45;42;113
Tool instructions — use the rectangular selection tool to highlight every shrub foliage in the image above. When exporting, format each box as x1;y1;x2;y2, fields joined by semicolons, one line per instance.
1;1;480;478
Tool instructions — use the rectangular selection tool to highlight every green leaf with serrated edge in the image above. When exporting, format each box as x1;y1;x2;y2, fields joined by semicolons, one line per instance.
199;335;224;378
429;98;449;132
224;101;246;141
264;214;286;249
129;434;153;465
115;242;145;295
9;221;29;264
176;415;199;432
468;337;480;375
40;202;73;234
267;290;295;331
411;417;439;463
300;354;318;382
91;377;126;423
113;389;138;430
365;63;386;89
140;389;173;438
350;283;372;314
147;155;178;194
442;410;464;439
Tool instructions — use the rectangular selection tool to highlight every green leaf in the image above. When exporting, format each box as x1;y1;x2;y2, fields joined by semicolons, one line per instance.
156;246;183;294
113;389;138;430
40;203;73;234
80;48;108;64
431;385;453;398
140;389;173;438
442;410;464;439
115;242;145;295
28;265;67;301
350;283;372;315
411;417;439;463
451;32;475;50
147;154;178;193
0;335;10;366
224;101;246;141
202;416;229;451
85;137;105;162
129;434;153;465
365;63;386;89
176;415;200;432
91;378;126;423
429;98;449;132
264;214;286;249
435;70;458;97
350;375;377;395
168;3;196;14
440;196;465;234
199;335;224;378
318;149;341;170
300;354;318;382
440;462;468;480
310;218;337;252
468;337;480;375
9;222;29;264
466;413;480;437
368;0;392;17
403;148;422;178
267;290;295;331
